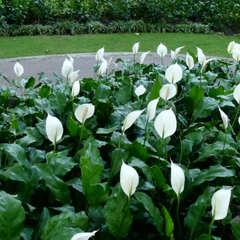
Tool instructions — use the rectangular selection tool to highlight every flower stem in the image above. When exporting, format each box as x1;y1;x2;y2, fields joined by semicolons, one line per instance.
165;139;168;160
209;216;215;239
118;132;123;149
144;120;149;145
223;127;227;151
176;195;182;238
232;104;240;129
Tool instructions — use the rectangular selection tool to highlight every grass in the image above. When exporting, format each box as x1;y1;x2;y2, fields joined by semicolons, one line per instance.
0;33;240;59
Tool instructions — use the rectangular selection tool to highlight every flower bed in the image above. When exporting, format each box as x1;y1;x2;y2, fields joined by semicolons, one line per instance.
0;42;240;240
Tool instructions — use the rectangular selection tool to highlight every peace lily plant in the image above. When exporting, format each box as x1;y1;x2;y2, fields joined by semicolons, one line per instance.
1;41;239;240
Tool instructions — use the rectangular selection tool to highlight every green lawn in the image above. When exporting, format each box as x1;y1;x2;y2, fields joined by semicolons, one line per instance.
0;33;240;59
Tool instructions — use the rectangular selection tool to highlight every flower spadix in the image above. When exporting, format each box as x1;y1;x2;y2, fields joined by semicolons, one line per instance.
61;58;73;79
165;64;183;84
146;98;159;121
171;161;185;197
14;62;24;77
75;103;95;124
135;85;146;97
71;230;98;240
186;52;194;70
122;110;144;133
120;161;139;198
160;84;177;101
218;107;229;129
211;188;232;220
96;47;104;62
45;114;63;144
132;42;140;54
154;108;177;139
72;80;80;97
140;51;150;64
196;47;206;65
157;43;167;58
233;83;240;104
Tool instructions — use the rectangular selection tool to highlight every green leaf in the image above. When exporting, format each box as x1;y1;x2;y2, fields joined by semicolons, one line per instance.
2;144;30;167
39;85;51;98
35;164;71;204
149;76;162;101
17;127;43;147
41;211;88;240
184;187;211;238
104;184;133;238
25;77;35;89
162;205;174;238
135;192;163;234
191;165;235;187
110;148;129;178
66;117;80;137
96;83;111;103
232;219;240;239
96;125;119;134
46;150;76;177
0;191;25;240
193;97;218;120
185;85;204;114
195;234;211;240
80;137;104;205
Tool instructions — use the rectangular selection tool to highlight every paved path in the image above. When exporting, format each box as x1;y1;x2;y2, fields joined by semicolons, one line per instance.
0;53;172;82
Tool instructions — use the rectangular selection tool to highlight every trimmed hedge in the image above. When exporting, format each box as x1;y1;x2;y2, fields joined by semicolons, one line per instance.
0;20;211;37
0;0;239;33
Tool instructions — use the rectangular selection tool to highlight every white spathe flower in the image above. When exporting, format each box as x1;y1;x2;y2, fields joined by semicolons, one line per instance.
122;110;144;133
120;161;139;198
234;83;240;104
165;64;183;84
75;103;95;124
232;45;240;62
146;98;159;121
135;85;146;97
171;46;184;60
171;161;185;197
227;41;236;54
218;107;229;129
132;42;140;54
140;51;150;64
72;80;80;97
71;230;98;240
69;70;80;84
196;47;206;65
98;58;108;75
154;108;177;139
14;62;24;77
96;47;104;62
62;58;73;79
157;43;167;58
211;188;232;220
186;52;194;70
201;58;215;73
45;114;63;144
160;84;177;101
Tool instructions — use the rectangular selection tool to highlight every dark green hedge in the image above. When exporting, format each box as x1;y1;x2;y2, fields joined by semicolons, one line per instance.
0;20;211;36
0;0;239;33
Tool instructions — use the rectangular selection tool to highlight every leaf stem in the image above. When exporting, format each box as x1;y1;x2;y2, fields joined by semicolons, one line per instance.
118;132;123;149
144;119;149;145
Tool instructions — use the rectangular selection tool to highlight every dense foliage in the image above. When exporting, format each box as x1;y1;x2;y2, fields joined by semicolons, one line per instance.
1;45;240;240
0;0;239;33
0;20;210;37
